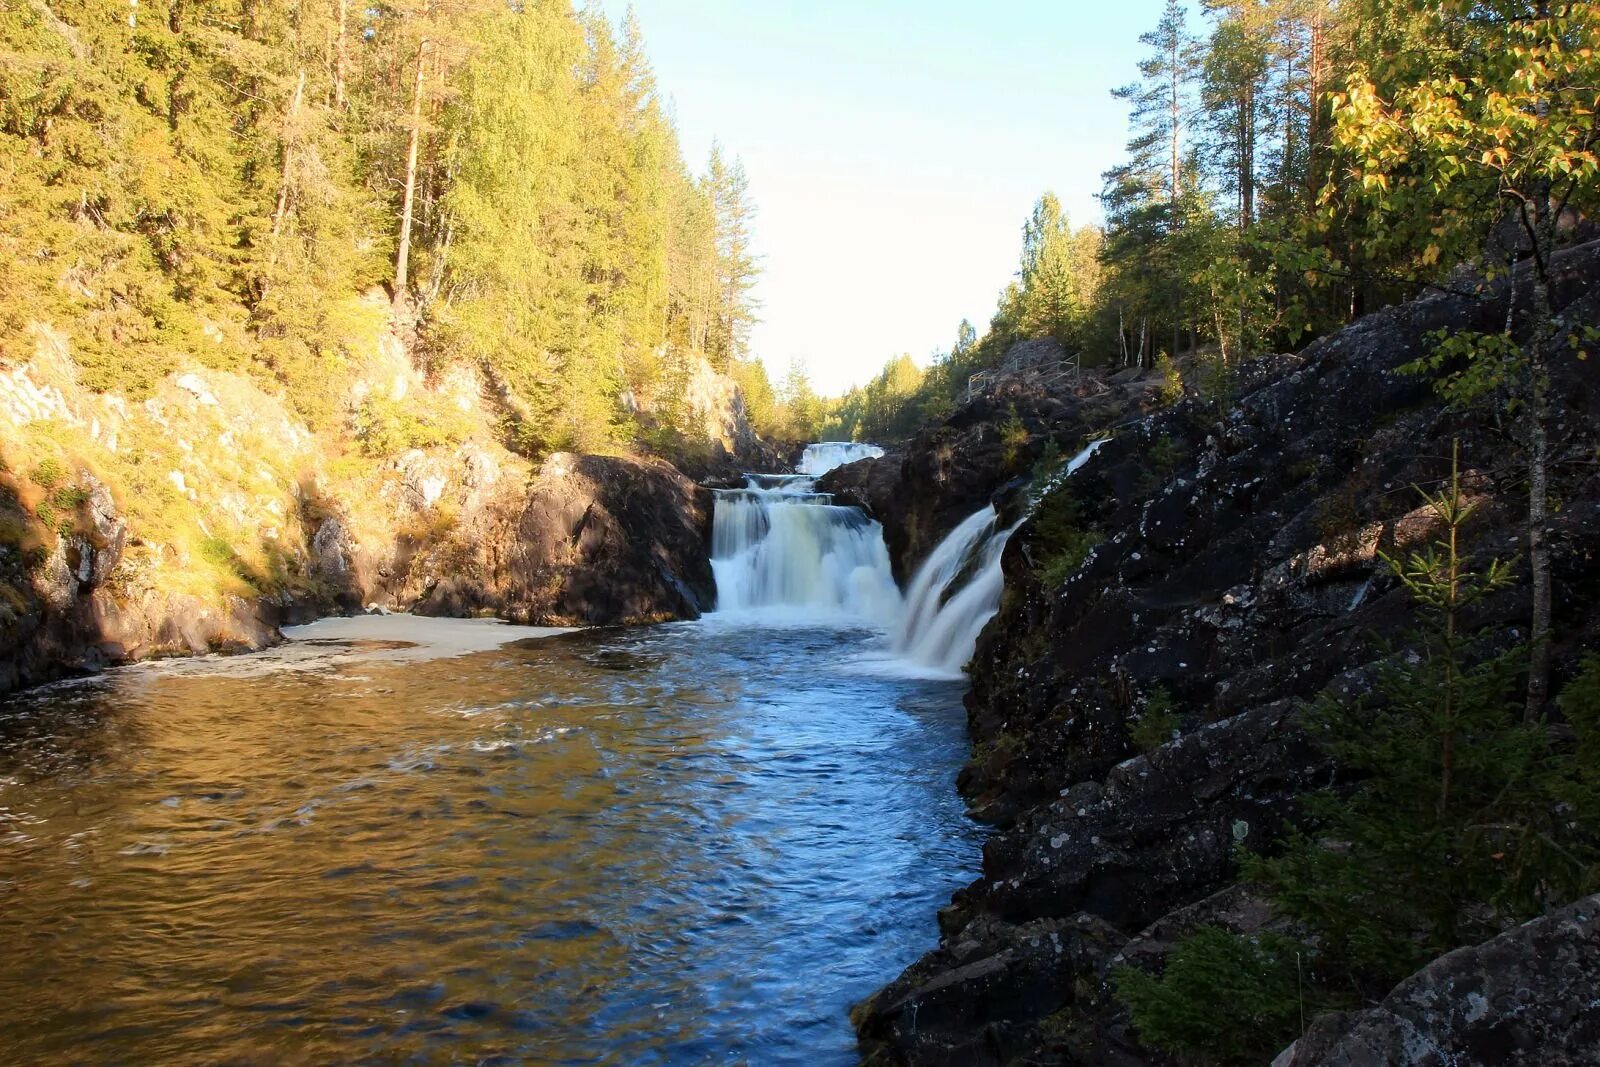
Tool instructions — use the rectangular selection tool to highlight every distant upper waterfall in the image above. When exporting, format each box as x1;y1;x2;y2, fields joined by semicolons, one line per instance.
796;442;885;478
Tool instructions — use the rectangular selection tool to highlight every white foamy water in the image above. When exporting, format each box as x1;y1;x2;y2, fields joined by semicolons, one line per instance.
710;440;1104;677
711;477;901;624
796;442;885;478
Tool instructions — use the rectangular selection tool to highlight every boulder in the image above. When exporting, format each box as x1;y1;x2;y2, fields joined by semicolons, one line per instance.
1276;894;1600;1067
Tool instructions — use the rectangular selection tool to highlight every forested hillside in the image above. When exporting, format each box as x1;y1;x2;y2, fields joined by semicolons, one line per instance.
838;0;1598;436
0;0;789;455
0;0;821;683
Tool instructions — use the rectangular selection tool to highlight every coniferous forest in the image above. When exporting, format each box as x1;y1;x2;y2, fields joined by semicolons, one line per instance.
1;0;776;455
833;0;1598;442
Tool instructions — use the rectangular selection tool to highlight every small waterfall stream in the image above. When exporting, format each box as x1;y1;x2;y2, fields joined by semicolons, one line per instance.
892;508;1018;670
710;439;1105;676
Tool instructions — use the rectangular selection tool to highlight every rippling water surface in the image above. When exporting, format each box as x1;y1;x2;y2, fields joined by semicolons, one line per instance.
0;618;980;1065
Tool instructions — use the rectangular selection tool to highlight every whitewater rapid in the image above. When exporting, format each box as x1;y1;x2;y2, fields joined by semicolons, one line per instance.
709;439;1104;676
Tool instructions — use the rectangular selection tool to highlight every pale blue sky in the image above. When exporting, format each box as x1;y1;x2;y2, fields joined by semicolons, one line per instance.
615;1;1187;394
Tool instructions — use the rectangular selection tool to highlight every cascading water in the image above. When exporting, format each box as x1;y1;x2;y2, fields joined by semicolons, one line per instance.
797;442;885;477
891;439;1108;675
711;469;900;623
710;438;1105;675
893;508;1018;671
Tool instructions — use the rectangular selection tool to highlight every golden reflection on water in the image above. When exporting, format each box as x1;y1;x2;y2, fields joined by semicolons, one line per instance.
0;622;979;1065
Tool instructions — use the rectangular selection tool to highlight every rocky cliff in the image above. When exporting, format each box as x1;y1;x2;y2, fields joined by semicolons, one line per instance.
854;240;1600;1065
818;372;1159;584
0;298;757;696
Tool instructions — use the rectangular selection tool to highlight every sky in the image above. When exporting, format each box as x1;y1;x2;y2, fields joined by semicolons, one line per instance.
613;1;1185;395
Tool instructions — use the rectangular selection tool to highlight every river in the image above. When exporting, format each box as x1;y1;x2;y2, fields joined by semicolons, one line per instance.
0;615;978;1064
0;440;1011;1065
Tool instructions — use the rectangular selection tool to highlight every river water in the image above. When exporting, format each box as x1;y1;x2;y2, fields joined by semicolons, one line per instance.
0;616;979;1064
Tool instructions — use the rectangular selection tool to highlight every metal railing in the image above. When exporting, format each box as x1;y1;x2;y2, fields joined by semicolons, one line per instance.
966;352;1082;402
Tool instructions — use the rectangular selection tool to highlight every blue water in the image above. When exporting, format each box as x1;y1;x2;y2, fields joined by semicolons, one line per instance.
0;617;979;1064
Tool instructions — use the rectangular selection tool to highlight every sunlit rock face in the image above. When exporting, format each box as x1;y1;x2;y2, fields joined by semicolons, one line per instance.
0;313;729;694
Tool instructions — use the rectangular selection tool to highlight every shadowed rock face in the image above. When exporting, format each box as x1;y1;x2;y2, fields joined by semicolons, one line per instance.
0;452;715;695
854;240;1600;1066
818;378;1154;586
408;452;715;626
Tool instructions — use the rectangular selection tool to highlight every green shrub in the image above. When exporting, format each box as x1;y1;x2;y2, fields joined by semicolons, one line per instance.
1030;439;1064;486
1154;351;1185;405
30;457;65;490
354;396;473;457
1116;926;1309;1066
1251;456;1600;991
1033;485;1102;587
1130;685;1181;752
1000;405;1030;469
198;536;261;592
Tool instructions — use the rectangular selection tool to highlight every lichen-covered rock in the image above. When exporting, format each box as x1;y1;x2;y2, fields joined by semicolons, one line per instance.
858;239;1600;1065
1275;894;1600;1067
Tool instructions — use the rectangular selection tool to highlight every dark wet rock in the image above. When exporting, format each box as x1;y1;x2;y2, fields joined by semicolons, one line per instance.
819;375;1157;584
857;239;1600;1066
1275;893;1600;1067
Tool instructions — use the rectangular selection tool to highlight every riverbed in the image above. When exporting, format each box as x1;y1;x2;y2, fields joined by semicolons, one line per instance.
0;614;979;1064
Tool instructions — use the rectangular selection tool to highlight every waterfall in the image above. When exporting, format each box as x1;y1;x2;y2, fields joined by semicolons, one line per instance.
891;439;1108;675
708;438;1105;676
797;442;885;478
892;508;1017;671
710;473;900;623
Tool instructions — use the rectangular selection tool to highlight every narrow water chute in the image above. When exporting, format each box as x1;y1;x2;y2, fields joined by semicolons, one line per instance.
891;439;1107;674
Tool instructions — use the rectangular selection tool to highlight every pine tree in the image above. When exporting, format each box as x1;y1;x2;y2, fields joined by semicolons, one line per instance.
706;143;760;370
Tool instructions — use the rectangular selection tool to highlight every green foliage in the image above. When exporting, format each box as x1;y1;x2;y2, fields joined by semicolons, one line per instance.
1115;926;1309;1066
821;354;927;442
1032;486;1102;588
51;484;89;512
29;458;65;491
1130;684;1181;752
1154;352;1185;405
198;536;259;592
1405;329;1527;411
1250;458;1600;991
1030;439;1065;485
353;396;473;458
999;406;1031;469
0;0;759;460
1559;655;1600;777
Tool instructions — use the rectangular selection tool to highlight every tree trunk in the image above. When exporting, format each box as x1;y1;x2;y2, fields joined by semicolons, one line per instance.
271;68;307;241
1241;85;1254;227
1169;40;1181;203
393;38;428;306
1305;7;1325;209
334;0;348;110
1525;260;1554;721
